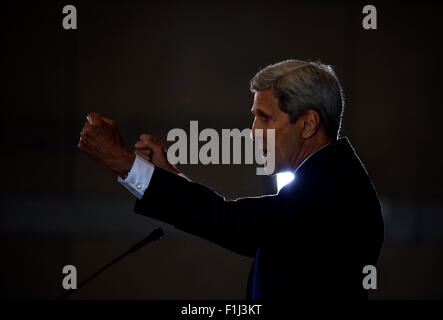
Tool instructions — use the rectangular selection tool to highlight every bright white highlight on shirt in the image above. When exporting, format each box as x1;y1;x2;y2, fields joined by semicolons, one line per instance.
276;171;295;192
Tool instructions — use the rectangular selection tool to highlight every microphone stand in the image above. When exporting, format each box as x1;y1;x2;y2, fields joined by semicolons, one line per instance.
58;227;164;300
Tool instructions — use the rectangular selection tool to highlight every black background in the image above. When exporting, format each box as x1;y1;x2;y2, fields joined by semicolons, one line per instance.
1;0;443;299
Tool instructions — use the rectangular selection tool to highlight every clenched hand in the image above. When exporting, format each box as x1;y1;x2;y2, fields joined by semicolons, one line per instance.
78;112;135;178
134;134;180;174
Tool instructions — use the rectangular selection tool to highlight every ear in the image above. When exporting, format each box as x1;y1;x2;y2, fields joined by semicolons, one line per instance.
301;109;320;139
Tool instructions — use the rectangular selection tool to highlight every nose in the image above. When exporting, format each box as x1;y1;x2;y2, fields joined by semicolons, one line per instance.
250;119;257;141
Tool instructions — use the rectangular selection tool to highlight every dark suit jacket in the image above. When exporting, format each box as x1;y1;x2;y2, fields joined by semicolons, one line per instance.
134;137;384;299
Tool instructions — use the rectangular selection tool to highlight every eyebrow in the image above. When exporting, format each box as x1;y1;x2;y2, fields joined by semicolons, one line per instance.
251;107;270;118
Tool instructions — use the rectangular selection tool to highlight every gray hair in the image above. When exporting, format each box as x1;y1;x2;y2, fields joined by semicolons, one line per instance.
250;59;345;139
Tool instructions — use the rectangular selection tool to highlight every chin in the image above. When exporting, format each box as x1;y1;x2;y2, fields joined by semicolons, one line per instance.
273;162;294;174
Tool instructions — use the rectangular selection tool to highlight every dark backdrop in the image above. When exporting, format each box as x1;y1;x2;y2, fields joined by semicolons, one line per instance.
1;0;443;299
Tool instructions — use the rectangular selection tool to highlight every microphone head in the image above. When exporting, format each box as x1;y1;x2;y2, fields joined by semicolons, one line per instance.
144;227;164;244
129;227;165;253
150;227;164;241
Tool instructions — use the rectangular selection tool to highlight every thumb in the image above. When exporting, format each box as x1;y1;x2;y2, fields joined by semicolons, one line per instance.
135;140;149;149
101;116;116;126
139;134;163;152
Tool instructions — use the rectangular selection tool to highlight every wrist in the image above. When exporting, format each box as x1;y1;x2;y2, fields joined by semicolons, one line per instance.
110;148;136;179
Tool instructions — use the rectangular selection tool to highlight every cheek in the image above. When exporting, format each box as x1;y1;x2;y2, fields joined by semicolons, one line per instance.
275;136;286;159
274;128;293;158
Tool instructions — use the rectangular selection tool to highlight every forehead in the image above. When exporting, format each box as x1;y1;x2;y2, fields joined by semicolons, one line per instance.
253;90;280;111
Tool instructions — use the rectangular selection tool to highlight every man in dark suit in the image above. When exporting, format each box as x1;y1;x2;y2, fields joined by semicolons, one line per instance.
79;59;384;299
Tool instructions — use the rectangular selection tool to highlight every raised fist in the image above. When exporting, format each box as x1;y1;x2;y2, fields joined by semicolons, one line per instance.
134;134;179;174
78;112;135;178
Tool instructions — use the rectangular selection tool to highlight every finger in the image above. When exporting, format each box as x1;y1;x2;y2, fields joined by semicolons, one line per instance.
139;134;162;151
81;122;92;135
87;112;103;125
79;134;91;144
86;112;96;123
78;139;86;150
135;148;152;157
101;115;116;126
134;140;151;149
78;135;90;151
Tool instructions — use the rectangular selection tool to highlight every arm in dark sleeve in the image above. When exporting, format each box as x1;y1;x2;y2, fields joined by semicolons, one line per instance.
134;167;308;258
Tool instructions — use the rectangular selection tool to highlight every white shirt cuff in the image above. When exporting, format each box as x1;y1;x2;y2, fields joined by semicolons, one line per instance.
118;154;155;200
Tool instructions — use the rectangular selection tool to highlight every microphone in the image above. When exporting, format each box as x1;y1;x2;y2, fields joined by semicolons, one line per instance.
58;227;164;300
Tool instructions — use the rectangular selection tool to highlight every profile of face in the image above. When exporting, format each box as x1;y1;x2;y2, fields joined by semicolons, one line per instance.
251;90;320;174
